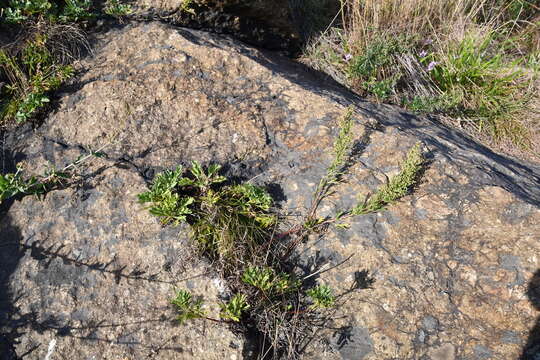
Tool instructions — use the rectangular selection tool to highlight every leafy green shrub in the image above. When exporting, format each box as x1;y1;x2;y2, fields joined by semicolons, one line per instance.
0;0;95;24
137;166;195;225
104;0;132;17
0;165;45;203
0;34;75;124
138;161;276;266
0;0;132;126
1;0;54;23
60;0;93;22
141;162;328;357
14;92;50;123
242;266;299;294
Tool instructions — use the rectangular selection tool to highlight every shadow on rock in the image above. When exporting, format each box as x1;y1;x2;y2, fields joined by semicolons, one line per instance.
521;269;540;359
0;131;30;358
231;44;540;207
0;224;185;358
0;214;30;359
16;237;184;285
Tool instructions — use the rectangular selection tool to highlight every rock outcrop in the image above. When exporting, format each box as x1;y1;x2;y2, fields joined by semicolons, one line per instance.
1;22;539;359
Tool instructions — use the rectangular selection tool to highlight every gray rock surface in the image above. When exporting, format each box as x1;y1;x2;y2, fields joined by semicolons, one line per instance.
1;22;540;359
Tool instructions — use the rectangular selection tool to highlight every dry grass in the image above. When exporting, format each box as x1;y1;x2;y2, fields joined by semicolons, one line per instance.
302;0;540;158
341;0;489;46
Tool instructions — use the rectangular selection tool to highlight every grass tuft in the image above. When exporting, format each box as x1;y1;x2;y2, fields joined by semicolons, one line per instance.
302;0;540;153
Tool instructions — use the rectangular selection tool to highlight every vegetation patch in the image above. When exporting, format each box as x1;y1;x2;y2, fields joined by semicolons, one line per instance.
302;0;539;153
0;34;76;124
139;108;426;359
0;0;132;127
0;145;105;205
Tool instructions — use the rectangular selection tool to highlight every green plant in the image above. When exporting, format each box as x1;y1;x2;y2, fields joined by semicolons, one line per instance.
307;284;335;309
138;161;276;264
404;94;458;114
242;266;298;294
242;266;275;291
348;37;407;79
180;0;196;15
141;161;324;358
0;144;106;204
14;92;49;123
104;0;132;16
308;106;354;220
303;216;324;231
0;35;75;124
0;165;45;203
137;166;194;225
362;76;398;101
220;293;250;322
1;0;53;23
171;289;206;324
429;31;532;138
0;0;95;23
142;109;426;359
352;142;425;215
189;161;226;188
60;0;93;22
303;0;540;153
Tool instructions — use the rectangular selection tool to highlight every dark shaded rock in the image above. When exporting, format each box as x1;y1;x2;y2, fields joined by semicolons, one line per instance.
331;326;373;360
133;0;339;54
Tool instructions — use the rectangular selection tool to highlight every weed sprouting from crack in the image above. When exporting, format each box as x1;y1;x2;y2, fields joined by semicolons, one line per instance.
0;143;107;204
307;106;354;220
170;289;206;324
138;107;426;359
352;142;425;215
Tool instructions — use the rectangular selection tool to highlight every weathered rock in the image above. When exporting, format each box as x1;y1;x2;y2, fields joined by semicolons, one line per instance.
1;22;539;359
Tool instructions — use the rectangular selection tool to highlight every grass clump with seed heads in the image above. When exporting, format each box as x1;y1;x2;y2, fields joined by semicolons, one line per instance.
352;142;425;215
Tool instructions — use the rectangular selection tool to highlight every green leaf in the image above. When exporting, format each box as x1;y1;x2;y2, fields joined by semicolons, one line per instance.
220;293;249;322
307;285;335;309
